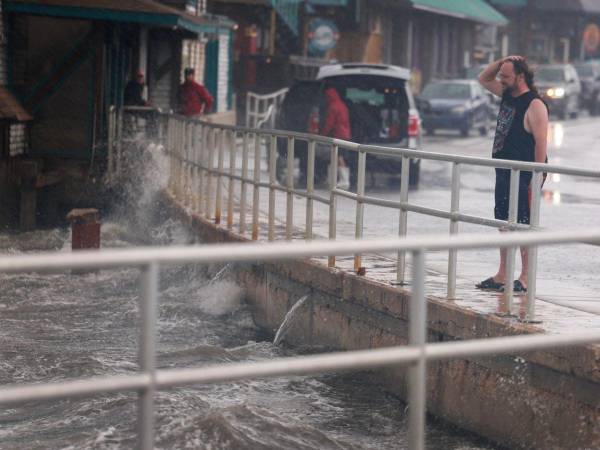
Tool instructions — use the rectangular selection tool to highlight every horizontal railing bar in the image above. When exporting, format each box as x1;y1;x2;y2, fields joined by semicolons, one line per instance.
1;331;599;405
144;111;600;179
2;229;600;273
0;374;151;405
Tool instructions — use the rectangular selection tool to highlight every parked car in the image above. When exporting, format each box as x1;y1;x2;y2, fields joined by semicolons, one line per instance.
574;61;600;115
536;64;581;119
418;79;491;137
274;63;422;188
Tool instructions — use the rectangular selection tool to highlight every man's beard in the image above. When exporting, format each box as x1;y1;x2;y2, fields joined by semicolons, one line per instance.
503;82;517;94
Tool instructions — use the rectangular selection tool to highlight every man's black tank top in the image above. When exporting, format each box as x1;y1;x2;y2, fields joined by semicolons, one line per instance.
492;90;541;162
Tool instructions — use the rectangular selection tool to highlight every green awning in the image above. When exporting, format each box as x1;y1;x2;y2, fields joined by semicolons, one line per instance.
411;0;508;26
308;0;347;5
4;0;235;35
488;0;527;6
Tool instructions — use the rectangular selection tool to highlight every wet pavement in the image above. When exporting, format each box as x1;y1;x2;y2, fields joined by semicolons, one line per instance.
197;112;600;334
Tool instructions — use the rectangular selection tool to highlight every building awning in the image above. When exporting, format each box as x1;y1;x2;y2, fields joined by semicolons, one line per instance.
532;0;600;13
4;0;235;35
488;0;527;7
411;0;508;26
0;87;32;122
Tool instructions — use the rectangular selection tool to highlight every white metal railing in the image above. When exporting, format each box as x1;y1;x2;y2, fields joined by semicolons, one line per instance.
245;88;288;129
2;232;600;450
130;111;600;323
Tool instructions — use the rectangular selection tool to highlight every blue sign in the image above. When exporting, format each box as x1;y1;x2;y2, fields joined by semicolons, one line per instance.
308;18;339;55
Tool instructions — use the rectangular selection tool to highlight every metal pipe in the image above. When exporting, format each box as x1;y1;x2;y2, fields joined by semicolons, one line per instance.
268;135;277;241
215;129;224;224
526;171;543;321
354;151;366;273
240;131;249;235
328;144;339;267
252;133;261;240
205;128;215;220
286;136;295;240
504;169;521;306
138;262;158;450
409;250;426;450
447;163;461;299
227;130;236;230
306;140;316;240
396;156;410;284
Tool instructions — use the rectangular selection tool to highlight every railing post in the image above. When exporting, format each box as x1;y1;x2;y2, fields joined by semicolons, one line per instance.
138;262;158;450
525;170;543;322
268;135;277;241
286;136;295;240
193;123;202;213
115;108;123;179
252;132;261;240
396;156;410;285
305;140;316;240
354;149;366;274
240;131;249;235
205;127;215;220
328;144;338;267
447;162;461;299
107;106;115;183
227;130;236;230
503;168;520;308
409;250;426;450
198;125;208;215
215;128;224;224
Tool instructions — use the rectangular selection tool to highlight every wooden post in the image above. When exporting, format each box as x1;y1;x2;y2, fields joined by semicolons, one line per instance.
67;208;101;250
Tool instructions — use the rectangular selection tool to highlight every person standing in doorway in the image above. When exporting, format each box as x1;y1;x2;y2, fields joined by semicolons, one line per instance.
124;71;149;106
476;56;549;293
178;67;214;118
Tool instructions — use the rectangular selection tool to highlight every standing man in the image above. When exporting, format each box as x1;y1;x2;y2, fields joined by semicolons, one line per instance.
178;67;214;118
124;71;149;106
477;56;548;293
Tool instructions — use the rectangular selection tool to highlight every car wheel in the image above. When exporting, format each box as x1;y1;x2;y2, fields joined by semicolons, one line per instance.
425;127;434;136
460;123;470;137
558;109;567;120
478;125;488;136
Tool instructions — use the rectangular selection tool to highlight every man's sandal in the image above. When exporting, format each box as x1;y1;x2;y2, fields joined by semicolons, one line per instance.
475;277;504;291
500;280;527;294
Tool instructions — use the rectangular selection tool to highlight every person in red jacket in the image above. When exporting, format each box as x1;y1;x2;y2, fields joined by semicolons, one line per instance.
178;67;214;117
321;87;351;140
321;87;351;187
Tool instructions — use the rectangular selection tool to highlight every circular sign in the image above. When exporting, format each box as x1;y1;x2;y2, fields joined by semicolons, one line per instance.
583;23;600;54
308;18;339;54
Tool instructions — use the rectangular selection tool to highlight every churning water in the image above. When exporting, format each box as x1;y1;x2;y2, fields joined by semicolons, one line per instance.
0;143;497;449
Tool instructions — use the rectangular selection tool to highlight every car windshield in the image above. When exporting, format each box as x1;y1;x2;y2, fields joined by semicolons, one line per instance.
421;83;470;100
575;65;594;77
537;67;566;83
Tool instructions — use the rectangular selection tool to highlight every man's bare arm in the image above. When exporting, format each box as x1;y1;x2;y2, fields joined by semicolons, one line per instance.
527;99;549;163
478;55;524;97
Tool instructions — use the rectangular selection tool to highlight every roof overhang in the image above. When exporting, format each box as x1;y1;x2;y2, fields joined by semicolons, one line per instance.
4;0;235;35
411;0;508;26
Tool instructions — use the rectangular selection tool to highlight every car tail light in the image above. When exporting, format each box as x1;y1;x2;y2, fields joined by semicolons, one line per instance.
408;114;420;137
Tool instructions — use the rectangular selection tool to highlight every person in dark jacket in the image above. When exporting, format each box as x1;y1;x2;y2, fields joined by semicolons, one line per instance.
124;71;148;106
178;67;214;117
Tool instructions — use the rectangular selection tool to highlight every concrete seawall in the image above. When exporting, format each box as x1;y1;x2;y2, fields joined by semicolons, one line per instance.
162;193;600;450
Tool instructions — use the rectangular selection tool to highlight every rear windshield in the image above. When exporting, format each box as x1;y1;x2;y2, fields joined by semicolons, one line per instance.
324;75;410;144
537;67;566;83
575;65;594;77
421;83;470;100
